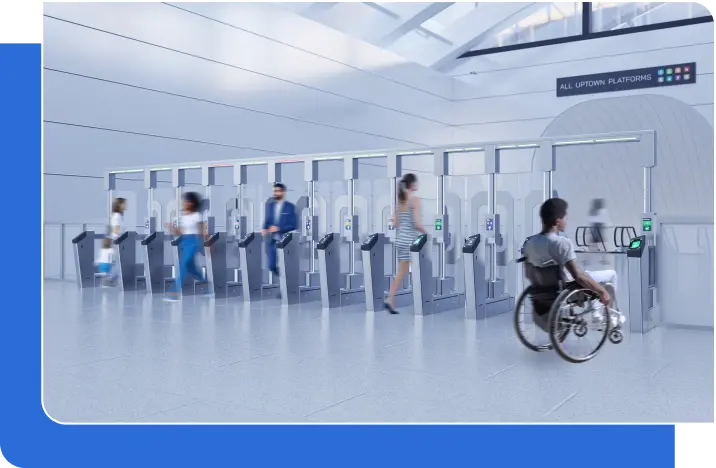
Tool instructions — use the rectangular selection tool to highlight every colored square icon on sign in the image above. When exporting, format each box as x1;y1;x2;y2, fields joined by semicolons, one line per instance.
657;69;664;75
675;67;682;73
666;76;673;82
666;68;673;74
684;73;691;80
684;66;691;72
657;77;664;83
675;75;682;81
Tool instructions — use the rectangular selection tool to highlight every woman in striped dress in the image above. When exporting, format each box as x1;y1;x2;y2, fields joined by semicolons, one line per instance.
385;173;425;314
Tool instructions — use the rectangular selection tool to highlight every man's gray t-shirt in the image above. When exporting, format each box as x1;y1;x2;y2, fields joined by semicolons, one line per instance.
523;233;577;275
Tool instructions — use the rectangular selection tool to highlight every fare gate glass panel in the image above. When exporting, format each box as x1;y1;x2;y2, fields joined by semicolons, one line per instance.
209;166;235;234
277;161;308;273
314;159;349;273
153;170;176;266
497;147;542;298
446;150;487;294
355;156;389;275
243;164;271;280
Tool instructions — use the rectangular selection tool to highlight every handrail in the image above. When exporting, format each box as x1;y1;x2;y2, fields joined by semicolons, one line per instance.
613;226;637;248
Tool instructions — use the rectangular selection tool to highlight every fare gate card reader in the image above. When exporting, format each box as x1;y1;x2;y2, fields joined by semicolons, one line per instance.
627;235;655;334
204;233;241;298
627;236;645;257
317;233;341;309
462;234;481;254
276;232;300;305
410;233;463;315
462;234;489;319
238;232;255;248
238;232;262;302
362;233;387;312
361;233;380;251
277;232;293;248
410;233;428;252
317;233;334;250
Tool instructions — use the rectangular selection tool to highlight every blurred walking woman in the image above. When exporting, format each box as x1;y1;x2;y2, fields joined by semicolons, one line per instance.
385;173;425;314
104;197;126;286
165;192;207;302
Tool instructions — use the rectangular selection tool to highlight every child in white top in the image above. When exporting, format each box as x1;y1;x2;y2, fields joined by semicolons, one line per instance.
95;237;115;276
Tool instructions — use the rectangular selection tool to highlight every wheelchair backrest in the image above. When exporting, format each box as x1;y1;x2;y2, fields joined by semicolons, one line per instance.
524;262;564;290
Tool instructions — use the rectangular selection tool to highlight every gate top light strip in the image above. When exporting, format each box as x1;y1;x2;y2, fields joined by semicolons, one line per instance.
397;150;433;156
554;136;640;146
352;153;386;158
109;169;144;174
149;167;172;171
444;147;484;153
312;156;344;161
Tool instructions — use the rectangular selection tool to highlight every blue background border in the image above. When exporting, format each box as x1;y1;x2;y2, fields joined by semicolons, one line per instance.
0;43;675;467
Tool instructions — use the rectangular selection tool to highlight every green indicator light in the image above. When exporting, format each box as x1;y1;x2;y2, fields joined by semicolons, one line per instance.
642;218;652;232
630;239;642;249
435;218;443;231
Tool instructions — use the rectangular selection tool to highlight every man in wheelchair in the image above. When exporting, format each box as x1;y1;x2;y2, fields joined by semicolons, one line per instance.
522;198;625;332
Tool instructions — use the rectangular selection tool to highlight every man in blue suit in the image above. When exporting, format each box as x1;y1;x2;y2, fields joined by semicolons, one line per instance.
262;183;297;278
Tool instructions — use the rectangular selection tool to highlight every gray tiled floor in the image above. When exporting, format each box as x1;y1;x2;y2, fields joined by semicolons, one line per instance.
42;281;714;423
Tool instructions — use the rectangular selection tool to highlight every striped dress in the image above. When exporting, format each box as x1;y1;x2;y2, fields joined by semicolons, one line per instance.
395;200;418;261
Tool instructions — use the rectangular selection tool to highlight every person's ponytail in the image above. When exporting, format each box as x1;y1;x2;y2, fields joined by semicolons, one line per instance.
398;173;417;205
398;180;407;204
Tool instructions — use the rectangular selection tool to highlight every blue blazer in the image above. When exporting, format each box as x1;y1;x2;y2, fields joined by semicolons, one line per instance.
263;200;297;235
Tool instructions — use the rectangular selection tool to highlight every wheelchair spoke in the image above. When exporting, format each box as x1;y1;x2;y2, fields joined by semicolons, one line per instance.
551;289;610;363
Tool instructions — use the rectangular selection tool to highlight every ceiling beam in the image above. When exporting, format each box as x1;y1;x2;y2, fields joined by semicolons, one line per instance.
378;3;455;47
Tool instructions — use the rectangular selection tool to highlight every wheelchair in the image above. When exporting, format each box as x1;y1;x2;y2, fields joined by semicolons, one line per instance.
513;257;624;363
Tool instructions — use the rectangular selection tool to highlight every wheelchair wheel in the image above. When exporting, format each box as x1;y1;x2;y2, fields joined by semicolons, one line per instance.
548;288;609;363
513;287;553;352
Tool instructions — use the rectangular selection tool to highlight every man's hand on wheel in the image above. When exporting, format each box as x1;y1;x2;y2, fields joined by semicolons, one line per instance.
598;289;611;308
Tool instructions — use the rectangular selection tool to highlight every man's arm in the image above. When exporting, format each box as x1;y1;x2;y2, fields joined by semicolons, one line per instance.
564;260;611;307
282;203;297;233
554;237;610;306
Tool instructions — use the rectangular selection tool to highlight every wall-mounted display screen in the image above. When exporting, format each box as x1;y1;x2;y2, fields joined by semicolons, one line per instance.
642;218;653;232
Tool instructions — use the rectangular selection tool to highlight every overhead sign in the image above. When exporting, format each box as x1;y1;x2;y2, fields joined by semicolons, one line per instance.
557;62;696;97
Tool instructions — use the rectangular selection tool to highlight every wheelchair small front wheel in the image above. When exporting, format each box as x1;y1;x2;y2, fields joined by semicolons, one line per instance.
609;329;624;344
549;288;609;363
514;287;553;352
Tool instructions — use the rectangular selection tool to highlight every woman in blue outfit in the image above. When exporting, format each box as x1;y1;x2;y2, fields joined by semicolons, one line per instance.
384;173;425;314
165;192;207;301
